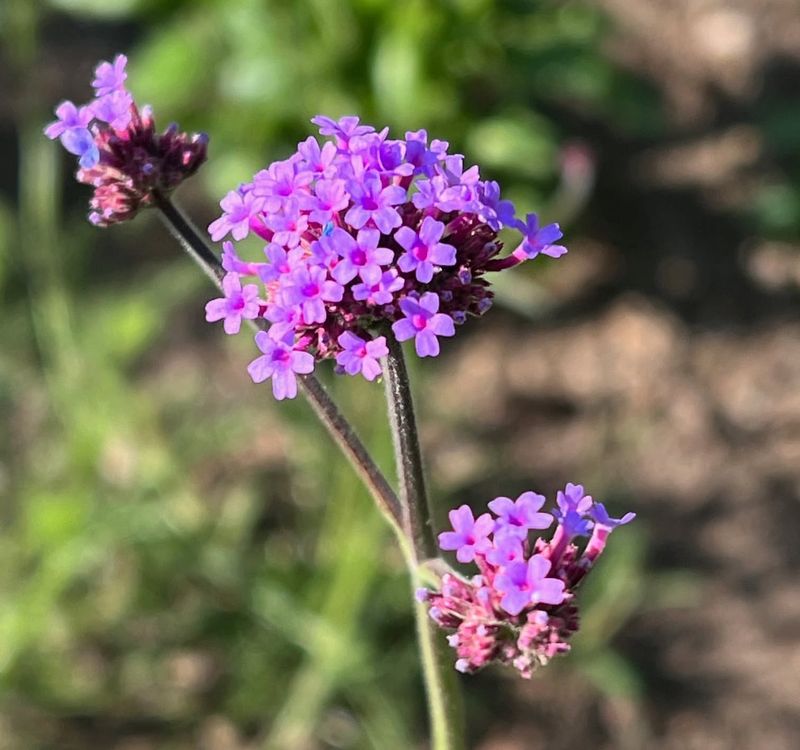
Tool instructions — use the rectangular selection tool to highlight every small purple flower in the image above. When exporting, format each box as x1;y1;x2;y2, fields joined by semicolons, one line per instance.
495;555;566;616
513;213;567;260
92;54;128;96
322;227;393;285
336;332;388;381
205;272;262;335
284;265;344;324
411;176;446;210
352;269;405;305
209;189;262;242
297;136;337;176
590;503;636;530
264;301;302;339
553;483;594;539
44;100;93;140
311;115;374;148
488;491;553;540
392;292;455;357
344;171;406;234
395;216;457;283
90;90;133;131
221;241;265;276
302;178;350;225
265;200;309;249
62;128;100;169
486;534;525;567
258;243;303;283
477;180;516;231
247;331;314;400
253;159;314;212
438;505;495;563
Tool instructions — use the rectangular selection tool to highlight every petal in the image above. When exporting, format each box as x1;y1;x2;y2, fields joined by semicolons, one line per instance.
488;496;515;518
272;368;298;400
449;505;474;534
415;261;434;283
415;330;440;358
205;299;228;322
536;578;566;606
291;350;315;374
430;242;457;267
438;531;464;552
419;216;444;245
392;318;416;342
542;243;568;258
527;554;552;581
223;315;242;335
247;355;275;383
361;357;382;381
429;314;455;337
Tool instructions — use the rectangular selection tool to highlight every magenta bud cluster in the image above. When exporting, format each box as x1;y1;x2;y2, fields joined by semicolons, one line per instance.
420;484;635;678
44;54;207;225
205;115;568;399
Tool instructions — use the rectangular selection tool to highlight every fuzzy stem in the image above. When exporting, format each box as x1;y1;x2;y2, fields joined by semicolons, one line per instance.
151;191;403;533
382;334;466;750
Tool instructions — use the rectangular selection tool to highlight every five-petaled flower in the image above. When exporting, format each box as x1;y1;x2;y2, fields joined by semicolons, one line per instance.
205;272;262;335
247;331;315;400
392;293;455;357
335;332;388;381
438;504;494;563
395;216;457;283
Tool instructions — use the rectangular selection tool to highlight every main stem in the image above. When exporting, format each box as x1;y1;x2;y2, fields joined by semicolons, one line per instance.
152;191;403;533
382;334;466;750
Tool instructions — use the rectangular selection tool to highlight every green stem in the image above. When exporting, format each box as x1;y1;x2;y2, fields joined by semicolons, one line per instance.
382;334;466;750
151;192;404;534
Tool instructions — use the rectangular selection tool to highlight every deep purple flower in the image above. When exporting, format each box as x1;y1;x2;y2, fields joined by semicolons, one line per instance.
336;332;388;381
44;101;93;140
495;555;566;616
322;227;393;285
209;189;262;242
205;273;262;334
438;505;495;563
344;171;406;234
590;503;636;530
477;180;516;231
395;216;457;283
92;54;128;96
513;213;567;260
61;128;100;169
247;331;314;400
284;265;344;324
553;483;594;538
488;491;553;540
392;292;455;357
352;269;405;305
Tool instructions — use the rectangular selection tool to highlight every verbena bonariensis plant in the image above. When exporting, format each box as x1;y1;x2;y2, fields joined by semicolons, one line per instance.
46;54;634;749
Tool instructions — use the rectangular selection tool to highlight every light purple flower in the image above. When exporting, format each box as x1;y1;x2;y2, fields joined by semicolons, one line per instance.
311;115;374;148
284;265;343;324
253;159;314;212
495;555;566;616
590;503;636;530
336;332;388;381
257;243;303;283
395;216;456;283
265;200;309;248
553;483;594;539
209;189;262;242
322;227;393;285
352;269;405;305
221;241;265;276
92;54;128;96
43;100;93;140
264;301;301;339
392;292;455;357
411;175;446;210
301;178;350;225
485;534;525;567
247;331;314;400
297;136;337;176
513;212;567;260
488;491;553;540
205;273;262;335
438;505;495;563
90;90;133;131
344;171;406;234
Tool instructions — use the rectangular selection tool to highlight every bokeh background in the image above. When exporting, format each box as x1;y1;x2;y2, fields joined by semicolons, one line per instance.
2;0;800;748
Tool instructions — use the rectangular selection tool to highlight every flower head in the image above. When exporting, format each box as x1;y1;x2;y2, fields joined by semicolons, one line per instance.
203;114;568;398
44;54;207;225
423;484;634;678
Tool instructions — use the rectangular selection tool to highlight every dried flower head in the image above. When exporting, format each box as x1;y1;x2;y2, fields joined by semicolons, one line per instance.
420;485;634;678
44;54;207;226
208;115;567;398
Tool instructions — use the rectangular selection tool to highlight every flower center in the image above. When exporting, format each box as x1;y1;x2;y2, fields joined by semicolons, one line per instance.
351;248;367;266
411;314;427;331
302;282;320;298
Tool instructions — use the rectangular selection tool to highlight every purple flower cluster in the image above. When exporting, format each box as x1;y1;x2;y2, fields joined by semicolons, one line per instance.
420;484;634;678
44;54;207;225
207;115;567;398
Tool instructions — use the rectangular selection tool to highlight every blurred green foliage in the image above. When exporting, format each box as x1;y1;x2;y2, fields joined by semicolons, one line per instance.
0;0;679;747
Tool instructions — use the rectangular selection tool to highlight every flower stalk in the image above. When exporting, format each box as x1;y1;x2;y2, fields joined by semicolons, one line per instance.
152;191;404;535
382;334;466;750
